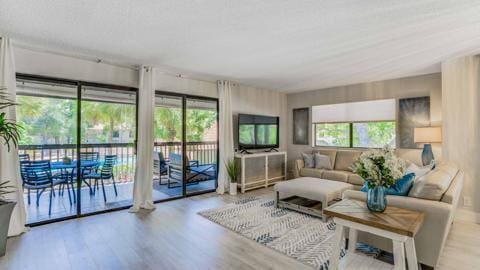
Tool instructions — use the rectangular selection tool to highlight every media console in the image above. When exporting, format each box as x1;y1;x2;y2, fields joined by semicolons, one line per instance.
234;151;287;193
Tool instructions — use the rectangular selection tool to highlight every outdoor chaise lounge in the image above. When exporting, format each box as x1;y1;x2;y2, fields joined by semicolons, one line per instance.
167;153;217;188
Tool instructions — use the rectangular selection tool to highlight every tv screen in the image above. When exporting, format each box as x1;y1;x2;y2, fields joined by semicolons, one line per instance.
238;114;279;150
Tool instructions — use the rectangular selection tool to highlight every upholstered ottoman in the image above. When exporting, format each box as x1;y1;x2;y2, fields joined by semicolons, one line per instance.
274;177;354;221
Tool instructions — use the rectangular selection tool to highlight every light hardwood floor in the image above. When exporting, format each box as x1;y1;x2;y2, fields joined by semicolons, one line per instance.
1;188;479;270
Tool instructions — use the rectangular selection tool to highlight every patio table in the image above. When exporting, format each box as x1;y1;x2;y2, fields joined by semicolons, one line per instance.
51;160;101;170
51;160;102;202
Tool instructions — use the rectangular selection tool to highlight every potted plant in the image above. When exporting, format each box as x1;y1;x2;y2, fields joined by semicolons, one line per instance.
225;159;239;195
351;146;406;212
0;86;22;256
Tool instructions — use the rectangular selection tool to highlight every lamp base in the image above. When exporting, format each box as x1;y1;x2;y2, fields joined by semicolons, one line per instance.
421;144;434;166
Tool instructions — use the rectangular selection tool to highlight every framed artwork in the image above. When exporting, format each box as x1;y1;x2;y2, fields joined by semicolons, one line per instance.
293;107;309;145
398;96;430;148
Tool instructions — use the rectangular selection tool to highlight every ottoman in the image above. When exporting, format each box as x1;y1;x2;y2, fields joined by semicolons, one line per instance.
274;177;354;221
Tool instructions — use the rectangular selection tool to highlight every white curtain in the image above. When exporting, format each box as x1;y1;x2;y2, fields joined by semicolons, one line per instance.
0;37;27;236
130;66;155;212
217;80;234;194
441;55;480;212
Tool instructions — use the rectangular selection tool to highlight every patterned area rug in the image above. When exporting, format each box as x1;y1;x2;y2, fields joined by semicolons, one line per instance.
198;197;346;270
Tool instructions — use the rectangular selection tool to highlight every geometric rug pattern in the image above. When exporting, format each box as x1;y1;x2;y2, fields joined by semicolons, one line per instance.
198;197;346;270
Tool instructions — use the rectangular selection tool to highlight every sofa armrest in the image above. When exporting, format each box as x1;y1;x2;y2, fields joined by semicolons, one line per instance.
293;159;304;178
441;171;464;206
342;190;453;267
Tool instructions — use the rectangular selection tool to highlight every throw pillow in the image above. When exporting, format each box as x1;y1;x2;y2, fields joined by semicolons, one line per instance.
360;173;416;196
314;153;332;170
405;163;434;180
302;153;315;168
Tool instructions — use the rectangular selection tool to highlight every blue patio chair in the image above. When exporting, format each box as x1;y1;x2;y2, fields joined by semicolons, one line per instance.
22;160;72;215
153;151;168;185
79;151;100;193
83;155;118;202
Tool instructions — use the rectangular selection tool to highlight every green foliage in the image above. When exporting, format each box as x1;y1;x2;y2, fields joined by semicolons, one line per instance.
315;122;396;148
17;96;77;144
0;87;22;151
351;146;406;188
154;107;216;142
353;122;395;148
17;94;217;145
81;101;135;143
186;109;216;141
315;123;350;147
225;159;239;183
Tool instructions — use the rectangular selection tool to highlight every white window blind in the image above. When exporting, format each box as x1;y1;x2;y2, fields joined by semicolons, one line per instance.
312;99;395;123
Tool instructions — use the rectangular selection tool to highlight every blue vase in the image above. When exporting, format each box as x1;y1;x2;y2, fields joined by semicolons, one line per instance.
367;186;387;212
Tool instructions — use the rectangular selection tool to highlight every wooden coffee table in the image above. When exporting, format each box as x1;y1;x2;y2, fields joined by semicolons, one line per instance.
323;199;425;270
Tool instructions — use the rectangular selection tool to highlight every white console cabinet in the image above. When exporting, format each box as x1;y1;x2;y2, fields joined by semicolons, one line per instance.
234;151;287;193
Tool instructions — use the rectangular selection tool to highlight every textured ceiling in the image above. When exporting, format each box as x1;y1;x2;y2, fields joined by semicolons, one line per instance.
1;0;480;92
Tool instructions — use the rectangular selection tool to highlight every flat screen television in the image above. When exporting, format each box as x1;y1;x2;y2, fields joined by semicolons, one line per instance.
238;114;279;150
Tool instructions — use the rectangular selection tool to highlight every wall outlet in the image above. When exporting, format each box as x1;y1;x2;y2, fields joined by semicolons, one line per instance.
463;196;473;207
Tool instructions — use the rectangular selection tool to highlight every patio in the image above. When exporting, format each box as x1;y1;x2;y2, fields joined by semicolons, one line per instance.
24;178;216;224
20;141;218;224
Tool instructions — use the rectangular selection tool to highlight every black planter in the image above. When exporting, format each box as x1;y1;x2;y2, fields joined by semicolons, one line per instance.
0;201;16;257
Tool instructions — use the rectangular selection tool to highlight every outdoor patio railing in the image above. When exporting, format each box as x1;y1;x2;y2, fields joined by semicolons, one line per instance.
19;141;218;185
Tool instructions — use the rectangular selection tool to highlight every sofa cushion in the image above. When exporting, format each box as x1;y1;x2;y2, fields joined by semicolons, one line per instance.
312;149;337;168
408;162;459;201
334;150;362;171
299;168;324;178
302;153;315;168
348;173;365;186
314;153;333;170
322;170;350;182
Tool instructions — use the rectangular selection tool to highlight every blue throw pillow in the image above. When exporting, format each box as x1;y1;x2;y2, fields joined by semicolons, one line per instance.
360;173;416;196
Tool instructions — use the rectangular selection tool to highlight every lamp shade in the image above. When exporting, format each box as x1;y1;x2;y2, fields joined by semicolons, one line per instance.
414;127;442;143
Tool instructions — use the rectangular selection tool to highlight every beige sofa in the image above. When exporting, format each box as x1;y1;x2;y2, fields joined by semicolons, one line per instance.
293;148;464;268
293;148;365;189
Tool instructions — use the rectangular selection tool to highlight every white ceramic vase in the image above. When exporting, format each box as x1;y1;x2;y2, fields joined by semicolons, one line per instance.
229;183;237;195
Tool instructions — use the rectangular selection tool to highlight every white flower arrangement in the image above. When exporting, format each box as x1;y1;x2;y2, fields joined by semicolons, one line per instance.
351;145;406;189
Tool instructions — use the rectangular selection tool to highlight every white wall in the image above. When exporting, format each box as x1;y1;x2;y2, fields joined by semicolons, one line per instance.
14;47;138;87
286;73;442;172
154;72;217;98
232;84;287;151
14;46;287;151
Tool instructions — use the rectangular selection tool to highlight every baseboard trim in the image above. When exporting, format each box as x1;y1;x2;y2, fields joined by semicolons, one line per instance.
456;208;480;223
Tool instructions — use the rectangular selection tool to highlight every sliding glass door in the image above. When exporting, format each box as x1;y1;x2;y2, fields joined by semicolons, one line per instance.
186;97;218;195
16;78;79;224
16;74;218;224
16;74;138;224
153;94;183;200
79;85;137;214
154;92;218;199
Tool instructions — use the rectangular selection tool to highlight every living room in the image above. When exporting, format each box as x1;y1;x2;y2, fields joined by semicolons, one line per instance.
0;1;479;270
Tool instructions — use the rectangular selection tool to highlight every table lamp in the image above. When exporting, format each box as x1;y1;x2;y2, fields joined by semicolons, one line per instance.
414;126;442;166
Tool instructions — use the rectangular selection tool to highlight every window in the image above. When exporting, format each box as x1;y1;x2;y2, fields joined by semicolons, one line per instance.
314;121;396;148
312;99;396;148
352;122;396;148
315;123;350;147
